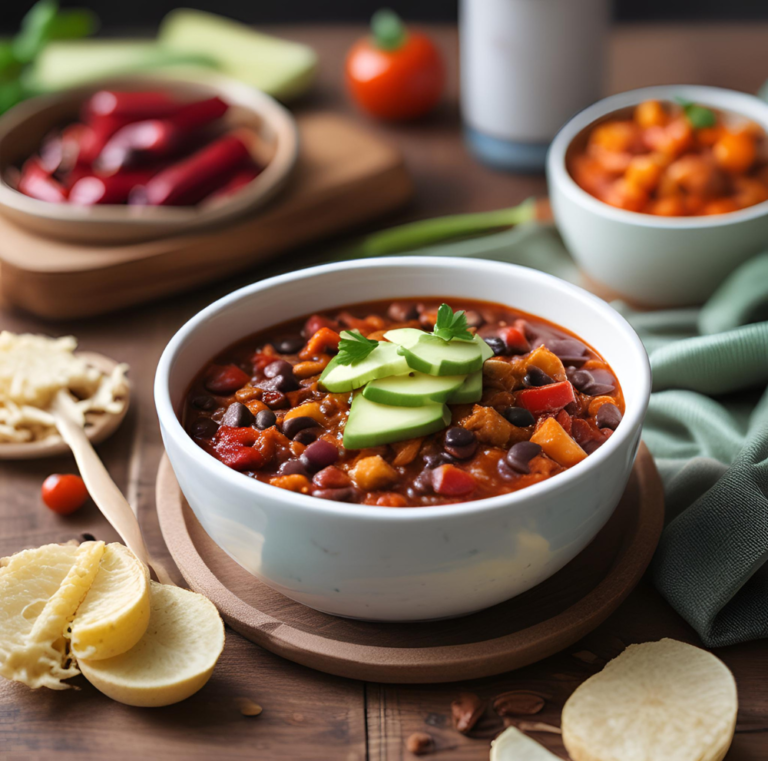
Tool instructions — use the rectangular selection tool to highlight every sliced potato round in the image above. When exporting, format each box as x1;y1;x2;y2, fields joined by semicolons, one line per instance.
562;638;738;761
0;541;105;689
70;543;150;661
79;581;225;707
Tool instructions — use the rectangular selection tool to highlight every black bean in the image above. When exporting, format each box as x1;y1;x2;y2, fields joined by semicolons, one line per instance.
220;402;254;428
423;452;451;469
568;367;615;396
192;394;216;411
546;338;588;364
264;359;293;379
278;459;309;477
524;366;554;387
260;371;299;393
484;336;506;356
294;428;318;445
255;409;276;430
387;301;419;322
444;427;477;460
506;441;543;474
464;310;484;328
300;439;339;472
191;417;219;439
582;439;604;455
312;487;359;503
497;458;517;481
569;369;595;392
502;406;535;427
273;334;305;355
596;403;622;430
412;469;434;494
282;416;321;439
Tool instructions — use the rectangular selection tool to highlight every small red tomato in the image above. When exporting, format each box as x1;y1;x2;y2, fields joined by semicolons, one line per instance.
346;9;445;121
41;474;89;515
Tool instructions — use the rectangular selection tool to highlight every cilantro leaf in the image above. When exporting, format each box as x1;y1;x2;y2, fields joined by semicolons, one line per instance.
335;330;379;366
432;303;474;342
676;97;716;130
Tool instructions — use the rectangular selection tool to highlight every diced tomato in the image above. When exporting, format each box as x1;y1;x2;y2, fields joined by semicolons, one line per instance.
432;464;476;496
499;324;530;354
304;314;339;337
213;426;274;471
571;418;596;447
299;327;341;360
517;381;576;414
205;364;250;395
555;409;572;435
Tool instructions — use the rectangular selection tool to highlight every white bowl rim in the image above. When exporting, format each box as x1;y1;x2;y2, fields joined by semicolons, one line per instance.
154;256;651;522
0;72;298;226
548;84;768;229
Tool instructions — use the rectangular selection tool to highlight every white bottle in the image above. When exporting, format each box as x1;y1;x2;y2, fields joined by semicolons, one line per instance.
460;0;609;172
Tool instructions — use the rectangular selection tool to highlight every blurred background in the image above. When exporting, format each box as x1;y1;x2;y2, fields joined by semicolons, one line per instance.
2;0;768;29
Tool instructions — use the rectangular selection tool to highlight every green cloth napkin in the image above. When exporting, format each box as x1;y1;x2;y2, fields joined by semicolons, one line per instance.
348;223;768;647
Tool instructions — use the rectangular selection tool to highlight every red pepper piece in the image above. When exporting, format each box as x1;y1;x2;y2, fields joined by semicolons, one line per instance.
69;168;160;205
499;324;530;354
432;464;476;497
130;133;251;206
17;159;67;203
87;90;180;121
213;426;274;471
205;364;250;395
555;409;573;435
517;381;576;414
168;96;228;131
205;164;261;202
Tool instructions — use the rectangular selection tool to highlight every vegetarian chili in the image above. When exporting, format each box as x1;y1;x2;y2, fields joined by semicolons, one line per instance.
183;299;625;507
568;99;768;216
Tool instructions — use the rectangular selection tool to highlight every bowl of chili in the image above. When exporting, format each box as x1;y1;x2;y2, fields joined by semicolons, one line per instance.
0;73;298;244
548;85;768;307
155;257;650;621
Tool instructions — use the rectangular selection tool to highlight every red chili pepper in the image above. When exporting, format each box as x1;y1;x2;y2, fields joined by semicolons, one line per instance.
432;464;476;496
205;164;261;202
17;159;67;203
69;168;160;205
130;133;251;206
517;381;576;414
168;96;228;131
86;90;180;121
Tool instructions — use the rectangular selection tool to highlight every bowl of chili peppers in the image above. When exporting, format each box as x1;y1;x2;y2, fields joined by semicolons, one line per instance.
548;85;768;307
0;74;298;244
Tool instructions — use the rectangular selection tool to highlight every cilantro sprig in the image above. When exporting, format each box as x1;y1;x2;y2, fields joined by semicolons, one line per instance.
335;330;379;366
432;303;474;343
676;97;716;130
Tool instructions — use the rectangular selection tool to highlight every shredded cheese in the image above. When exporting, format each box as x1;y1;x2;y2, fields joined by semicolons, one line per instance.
0;332;129;444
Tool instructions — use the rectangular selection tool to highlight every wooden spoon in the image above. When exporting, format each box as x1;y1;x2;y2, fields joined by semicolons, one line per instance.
0;351;129;460
50;388;175;586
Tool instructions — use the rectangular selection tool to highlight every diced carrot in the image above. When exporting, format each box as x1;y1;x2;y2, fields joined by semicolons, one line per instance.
269;474;311;493
635;100;668;129
589;120;641;153
713;130;756;174
517;381;576;414
299;327;341;360
351;455;399;491
530;417;587;468
601;178;648;212
284;401;326;424
588;396;617;417
461;405;515;448
624;154;665;192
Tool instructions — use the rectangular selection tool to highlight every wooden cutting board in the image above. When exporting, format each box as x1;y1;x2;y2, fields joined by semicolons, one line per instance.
155;443;664;684
0;112;412;321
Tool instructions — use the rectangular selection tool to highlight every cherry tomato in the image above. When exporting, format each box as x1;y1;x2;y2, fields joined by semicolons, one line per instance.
345;10;445;121
41;474;89;515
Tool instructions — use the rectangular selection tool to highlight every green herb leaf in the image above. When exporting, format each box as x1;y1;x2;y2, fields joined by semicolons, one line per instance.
676;97;716;130
12;0;59;64
433;303;474;343
48;9;100;41
336;330;379;366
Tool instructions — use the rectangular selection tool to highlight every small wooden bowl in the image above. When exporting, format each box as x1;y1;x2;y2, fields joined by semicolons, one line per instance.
0;74;298;244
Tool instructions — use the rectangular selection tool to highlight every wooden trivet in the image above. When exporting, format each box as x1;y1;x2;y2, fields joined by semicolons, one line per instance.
155;442;663;683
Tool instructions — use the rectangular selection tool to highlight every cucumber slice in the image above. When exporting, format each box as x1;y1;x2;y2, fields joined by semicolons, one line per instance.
343;395;451;449
383;327;426;348
476;335;494;362
447;371;483;404
399;335;484;376
362;371;466;407
319;342;409;393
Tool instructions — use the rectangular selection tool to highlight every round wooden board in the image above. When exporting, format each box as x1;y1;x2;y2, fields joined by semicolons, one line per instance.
156;442;664;684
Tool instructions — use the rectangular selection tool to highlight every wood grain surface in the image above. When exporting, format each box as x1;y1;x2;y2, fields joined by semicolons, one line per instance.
2;23;768;761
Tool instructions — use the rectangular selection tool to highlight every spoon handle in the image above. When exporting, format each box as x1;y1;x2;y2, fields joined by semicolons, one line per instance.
51;390;175;585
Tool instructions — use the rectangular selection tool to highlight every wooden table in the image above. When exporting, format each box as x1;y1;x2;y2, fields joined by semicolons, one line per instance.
3;24;768;761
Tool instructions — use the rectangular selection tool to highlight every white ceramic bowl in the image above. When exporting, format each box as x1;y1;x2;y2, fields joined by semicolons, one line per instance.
155;258;650;622
548;85;768;307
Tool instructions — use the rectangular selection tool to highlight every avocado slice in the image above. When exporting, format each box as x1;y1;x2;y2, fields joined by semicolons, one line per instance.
343;395;451;449
446;371;483;404
398;335;484;376
319;342;409;393
362;371;466;407
383;327;426;348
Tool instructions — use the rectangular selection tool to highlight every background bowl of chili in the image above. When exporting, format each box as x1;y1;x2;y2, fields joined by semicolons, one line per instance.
548;85;768;308
0;73;298;244
155;257;650;621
